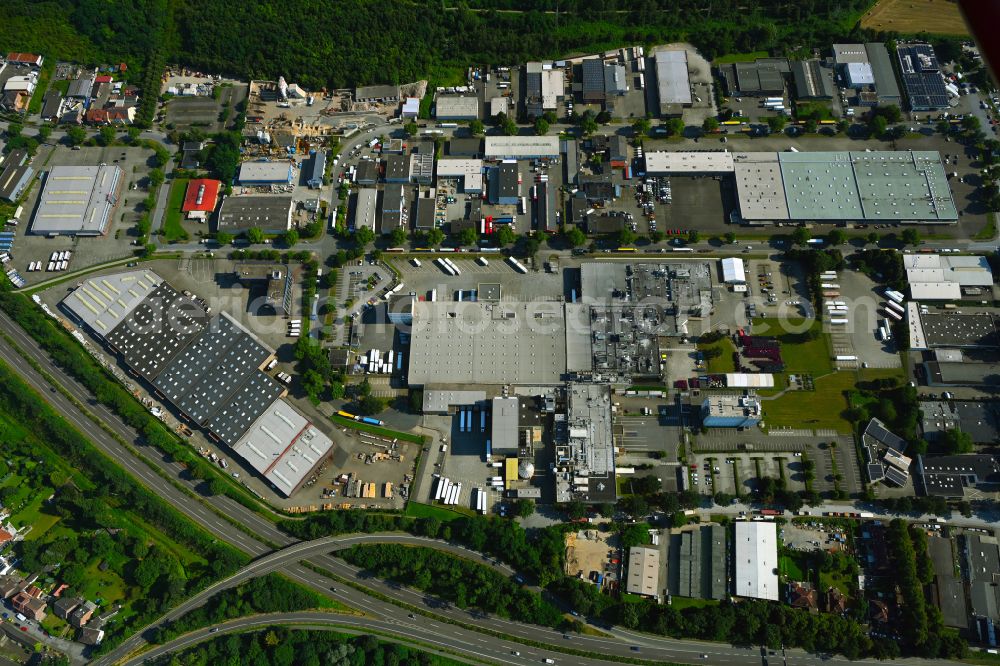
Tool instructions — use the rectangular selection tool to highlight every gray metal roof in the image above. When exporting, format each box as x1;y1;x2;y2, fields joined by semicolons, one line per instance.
153;312;274;425
232;398;335;496
216;195;293;233
435;95;479;119
654;49;692;107
865;43;901;101
490;397;519;454
30;165;122;236
407;300;569;385
105;281;209;378
581;59;604;97
206;371;285;446
384;155;408;181
62;270;164;337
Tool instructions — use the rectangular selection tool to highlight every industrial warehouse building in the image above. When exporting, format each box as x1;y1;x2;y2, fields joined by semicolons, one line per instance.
436;159;484;193
0;149;32;202
525;61;564;116
352;188;378;231
216;195;293;235
654;49;692;116
406;300;589;386
626;547;661;598
897;43;949;111
435;95;479;120
734;521;779;601
61;269;333;497
237;160;294;185
644;150;957;225
904;253;994;301
484;136;560;160
30;165;123;236
832;43;902;106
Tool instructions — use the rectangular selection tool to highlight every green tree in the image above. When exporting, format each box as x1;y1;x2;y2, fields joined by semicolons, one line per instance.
649;229;665;243
803;118;818;134
534;117;550;135
404;121;418;137
6;122;23;138
469;119;484;135
580;112;598;136
495;225;516;246
564;500;587;520
941;429;973;455
616;227;636;247
791;226;811;246
515;499;535;518
633;117;652;137
827;229;847;246
901;228;921;246
666;117;685;136
458;226;479;247
425;227;445;246
836;119;850;134
565;226;587;247
98;126;116;146
702;117;720;133
216;232;234;245
687;229;700;244
869;114;888;138
142;242;157;258
354;226;375;247
66;126;87;146
767;115;787;133
37;125;52;142
866;231;880;246
283;229;299;247
149;168;165;188
724;231;736;244
390;226;408;247
247;227;265;244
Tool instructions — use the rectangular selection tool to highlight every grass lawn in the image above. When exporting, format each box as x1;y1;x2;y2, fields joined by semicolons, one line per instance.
698;337;736;374
973;214;997;241
713;51;769;64
77;560;127;607
779;554;805;580
819;570;854;598
669;596;720;610
762;372;857;433
162;178;190;242
404;502;470;522
27;60;55;115
330;414;425;444
752;318;833;376
41;613;70;639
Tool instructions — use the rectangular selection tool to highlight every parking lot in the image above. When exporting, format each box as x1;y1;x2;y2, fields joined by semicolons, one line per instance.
826;267;902;369
163;83;247;133
11;145;159;284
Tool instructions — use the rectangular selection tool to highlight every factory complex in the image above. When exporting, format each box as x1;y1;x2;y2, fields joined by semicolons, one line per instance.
644;150;958;224
60;269;333;496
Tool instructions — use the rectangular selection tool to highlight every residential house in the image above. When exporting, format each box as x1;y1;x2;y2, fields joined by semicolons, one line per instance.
77;626;105;646
12;590;46;621
825;587;848;614
869;599;890;624
0;575;24;599
69;600;97;628
84;107;135;125
789;581;818;612
52;596;83;621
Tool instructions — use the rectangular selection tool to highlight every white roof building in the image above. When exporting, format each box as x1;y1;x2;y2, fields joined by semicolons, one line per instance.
846;62;875;87
436;159;484;192
720;257;746;284
734;521;779;600
625;547;660;598
484;136;560;160
904;253;993;300
644;151;735;174
401;97;420;118
654;49;692;111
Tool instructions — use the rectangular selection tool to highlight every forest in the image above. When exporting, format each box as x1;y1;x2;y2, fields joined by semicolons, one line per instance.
152;627;464;666
2;0;877;91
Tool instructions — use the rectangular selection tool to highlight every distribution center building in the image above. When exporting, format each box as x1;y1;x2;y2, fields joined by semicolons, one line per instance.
238;160;294;185
734;521;779;601
30;165;123;236
216;195;294;235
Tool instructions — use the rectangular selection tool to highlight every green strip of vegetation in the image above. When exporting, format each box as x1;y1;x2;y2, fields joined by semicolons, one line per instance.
161;177;190;242
26;59;55;115
339;544;564;627
330;414;426;444
0;283;274;518
404;502;473;522
0;359;248;654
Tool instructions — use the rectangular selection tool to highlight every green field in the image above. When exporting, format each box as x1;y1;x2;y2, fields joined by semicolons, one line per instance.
404;501;473;522
779;554;806;580
330;414;425;444
698;336;736;374
751;317;833;376
162;178;190;242
762;372;857;433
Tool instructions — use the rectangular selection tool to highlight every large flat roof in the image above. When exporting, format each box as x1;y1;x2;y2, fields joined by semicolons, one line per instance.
626;547;660;597
654;49;692;106
435;95;479;118
644;151;734;174
217;195;293;233
491;396;519;454
407;300;568;385
206;370;286;446
238;161;293;183
353;189;377;230
779;151;864;220
437;159;484;192
62;270;163;336
852;151;957;221
484;136;560;159
153;312;274;425
734;521;779;600
232;398;334;497
104;281;209;378
31;165;122;236
733;153;788;220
